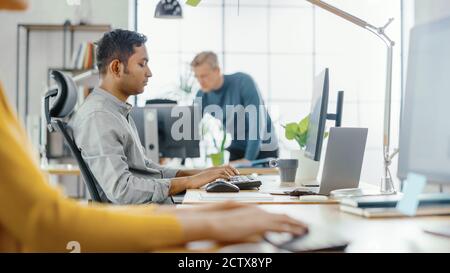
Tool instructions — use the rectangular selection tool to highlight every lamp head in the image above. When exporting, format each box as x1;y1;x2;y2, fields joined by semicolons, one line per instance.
155;0;183;19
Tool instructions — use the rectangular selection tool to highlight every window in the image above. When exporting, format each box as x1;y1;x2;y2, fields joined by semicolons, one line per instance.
137;0;402;185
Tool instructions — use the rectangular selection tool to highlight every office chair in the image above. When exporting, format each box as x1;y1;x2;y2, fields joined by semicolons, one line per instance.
44;70;105;203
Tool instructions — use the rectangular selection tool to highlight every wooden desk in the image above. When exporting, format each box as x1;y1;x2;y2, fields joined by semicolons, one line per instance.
237;168;279;175
41;164;85;198
41;164;81;176
182;175;378;205
263;204;450;252
174;204;450;253
182;190;338;205
183;174;337;204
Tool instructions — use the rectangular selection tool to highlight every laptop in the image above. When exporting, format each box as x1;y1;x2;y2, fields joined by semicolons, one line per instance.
287;127;368;196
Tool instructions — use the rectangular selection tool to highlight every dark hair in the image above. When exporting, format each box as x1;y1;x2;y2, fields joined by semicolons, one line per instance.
95;29;147;74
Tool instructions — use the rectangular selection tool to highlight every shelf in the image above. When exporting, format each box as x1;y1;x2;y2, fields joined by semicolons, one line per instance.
48;67;95;73
18;24;111;32
16;22;110;122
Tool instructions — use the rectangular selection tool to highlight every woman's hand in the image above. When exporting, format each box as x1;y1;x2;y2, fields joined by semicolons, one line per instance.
177;204;308;244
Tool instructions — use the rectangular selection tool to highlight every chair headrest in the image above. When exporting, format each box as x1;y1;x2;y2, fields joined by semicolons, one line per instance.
49;70;78;118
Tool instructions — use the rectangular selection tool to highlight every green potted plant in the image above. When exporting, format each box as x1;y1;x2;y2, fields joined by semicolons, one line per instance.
199;113;230;167
284;114;328;184
209;129;227;166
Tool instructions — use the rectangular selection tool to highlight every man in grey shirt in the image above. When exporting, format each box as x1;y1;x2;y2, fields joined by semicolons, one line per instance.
70;29;238;204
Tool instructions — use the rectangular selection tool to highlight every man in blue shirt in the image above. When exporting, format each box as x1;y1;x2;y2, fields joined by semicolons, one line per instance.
192;51;279;165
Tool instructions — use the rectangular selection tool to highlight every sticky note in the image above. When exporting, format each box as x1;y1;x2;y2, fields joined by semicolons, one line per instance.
396;173;427;216
186;0;202;7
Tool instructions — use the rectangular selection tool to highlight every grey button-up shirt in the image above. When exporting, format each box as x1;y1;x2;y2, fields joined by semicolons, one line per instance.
69;88;179;204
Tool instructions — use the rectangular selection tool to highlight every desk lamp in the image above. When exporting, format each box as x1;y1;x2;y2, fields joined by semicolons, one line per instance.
155;0;183;18
304;0;397;194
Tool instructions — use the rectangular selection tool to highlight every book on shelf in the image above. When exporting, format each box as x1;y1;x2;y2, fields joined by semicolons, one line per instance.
71;42;97;70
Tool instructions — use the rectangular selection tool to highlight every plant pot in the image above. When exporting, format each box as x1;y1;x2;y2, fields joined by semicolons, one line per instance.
209;151;228;167
290;149;320;185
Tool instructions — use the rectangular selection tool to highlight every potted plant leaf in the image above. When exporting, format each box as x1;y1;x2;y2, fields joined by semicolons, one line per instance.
284;114;328;184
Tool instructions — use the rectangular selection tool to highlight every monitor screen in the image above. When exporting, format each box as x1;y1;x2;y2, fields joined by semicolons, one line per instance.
305;68;329;161
156;105;200;158
398;17;450;184
131;104;200;159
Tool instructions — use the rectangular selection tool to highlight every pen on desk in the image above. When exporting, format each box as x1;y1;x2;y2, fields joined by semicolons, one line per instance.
302;184;319;187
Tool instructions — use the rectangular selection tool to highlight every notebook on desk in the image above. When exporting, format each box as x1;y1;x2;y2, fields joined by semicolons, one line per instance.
199;192;274;202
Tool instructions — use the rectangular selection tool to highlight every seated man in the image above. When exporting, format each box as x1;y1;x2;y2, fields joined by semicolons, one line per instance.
191;51;279;165
70;30;238;204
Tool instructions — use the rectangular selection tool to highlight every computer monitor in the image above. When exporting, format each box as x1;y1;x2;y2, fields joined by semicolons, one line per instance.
398;16;450;185
131;104;200;162
305;68;344;161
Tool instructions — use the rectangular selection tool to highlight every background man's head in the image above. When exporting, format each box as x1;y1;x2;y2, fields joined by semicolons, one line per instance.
191;51;223;92
96;29;151;96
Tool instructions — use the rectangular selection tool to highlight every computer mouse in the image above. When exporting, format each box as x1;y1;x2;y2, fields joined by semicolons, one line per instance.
206;181;240;193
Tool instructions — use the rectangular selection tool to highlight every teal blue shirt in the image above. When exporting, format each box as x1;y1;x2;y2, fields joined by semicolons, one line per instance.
195;72;278;160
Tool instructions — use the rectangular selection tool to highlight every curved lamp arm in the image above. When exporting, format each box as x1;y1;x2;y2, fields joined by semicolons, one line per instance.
306;0;397;193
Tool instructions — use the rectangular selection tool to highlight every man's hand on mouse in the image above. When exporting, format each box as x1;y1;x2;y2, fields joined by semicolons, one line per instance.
205;165;239;176
186;166;238;189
